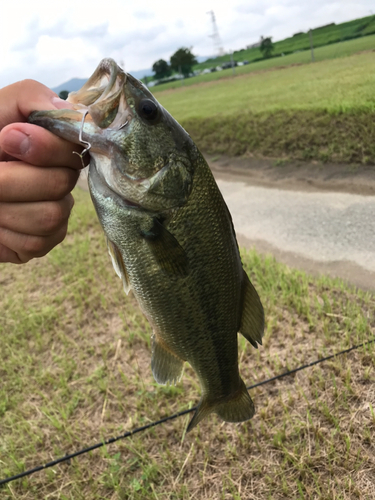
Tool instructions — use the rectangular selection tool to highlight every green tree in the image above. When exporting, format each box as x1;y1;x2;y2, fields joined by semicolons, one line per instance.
260;37;274;58
170;47;197;77
152;59;172;79
58;90;69;100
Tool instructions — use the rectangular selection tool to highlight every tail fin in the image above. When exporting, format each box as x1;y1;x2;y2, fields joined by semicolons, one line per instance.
187;379;255;432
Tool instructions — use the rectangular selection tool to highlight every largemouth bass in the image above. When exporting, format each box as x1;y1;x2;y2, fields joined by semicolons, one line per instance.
29;58;264;431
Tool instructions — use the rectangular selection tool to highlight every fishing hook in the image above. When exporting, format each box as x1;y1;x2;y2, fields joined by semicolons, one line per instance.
72;110;91;168
119;120;129;130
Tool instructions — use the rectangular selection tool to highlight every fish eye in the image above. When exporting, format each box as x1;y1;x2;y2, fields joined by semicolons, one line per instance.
138;99;158;121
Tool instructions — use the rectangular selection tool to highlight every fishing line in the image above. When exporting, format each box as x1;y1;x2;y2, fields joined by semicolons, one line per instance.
1;336;374;487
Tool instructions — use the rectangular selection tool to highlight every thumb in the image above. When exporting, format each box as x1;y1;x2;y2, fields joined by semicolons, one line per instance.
0;79;73;130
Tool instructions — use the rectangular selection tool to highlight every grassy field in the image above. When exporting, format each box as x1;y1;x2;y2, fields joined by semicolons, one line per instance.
153;51;375;164
196;15;375;70
1;188;374;499
153;35;375;92
156;52;375;118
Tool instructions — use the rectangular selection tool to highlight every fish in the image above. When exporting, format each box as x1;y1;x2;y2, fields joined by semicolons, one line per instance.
29;58;264;431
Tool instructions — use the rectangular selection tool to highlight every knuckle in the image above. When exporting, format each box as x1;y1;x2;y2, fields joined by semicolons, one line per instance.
42;201;70;233
19;78;39;88
47;169;77;199
22;235;48;256
16;79;39;93
55;225;68;245
23;226;67;257
0;167;12;201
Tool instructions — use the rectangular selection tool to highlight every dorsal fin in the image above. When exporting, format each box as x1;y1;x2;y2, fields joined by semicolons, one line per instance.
239;270;264;348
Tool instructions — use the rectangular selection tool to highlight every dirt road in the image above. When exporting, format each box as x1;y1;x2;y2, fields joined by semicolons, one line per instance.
209;156;375;291
216;178;375;291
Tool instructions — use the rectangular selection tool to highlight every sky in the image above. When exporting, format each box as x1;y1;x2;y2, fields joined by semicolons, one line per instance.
0;0;373;89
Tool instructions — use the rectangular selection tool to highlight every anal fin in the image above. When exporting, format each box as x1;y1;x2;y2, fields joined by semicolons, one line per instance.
107;239;131;295
239;270;264;348
151;334;184;385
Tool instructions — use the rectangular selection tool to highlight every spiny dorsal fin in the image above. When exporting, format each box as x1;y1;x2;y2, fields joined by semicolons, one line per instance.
239;270;264;348
107;238;131;295
141;218;189;277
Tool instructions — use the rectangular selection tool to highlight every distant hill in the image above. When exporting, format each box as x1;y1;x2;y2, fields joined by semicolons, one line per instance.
51;67;154;94
51;57;212;94
52;78;88;94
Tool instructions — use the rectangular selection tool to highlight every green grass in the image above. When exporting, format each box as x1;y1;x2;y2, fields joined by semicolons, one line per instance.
153;34;375;92
1;188;374;498
153;51;375;164
157;52;375;118
197;15;375;70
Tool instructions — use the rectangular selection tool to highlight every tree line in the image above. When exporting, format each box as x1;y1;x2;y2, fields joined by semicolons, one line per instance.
152;39;274;81
152;47;197;80
58;38;275;99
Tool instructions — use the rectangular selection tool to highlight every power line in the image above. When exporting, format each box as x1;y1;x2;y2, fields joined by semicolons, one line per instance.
1;337;374;487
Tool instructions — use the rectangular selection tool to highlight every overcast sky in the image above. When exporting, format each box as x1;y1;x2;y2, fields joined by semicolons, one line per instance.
1;0;373;89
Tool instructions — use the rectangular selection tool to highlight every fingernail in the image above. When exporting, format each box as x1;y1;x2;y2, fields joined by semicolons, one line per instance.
52;97;74;110
2;129;30;156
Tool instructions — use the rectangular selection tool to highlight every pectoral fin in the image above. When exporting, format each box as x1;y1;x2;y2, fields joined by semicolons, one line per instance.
151;334;184;385
107;239;131;294
141;218;189;277
239;270;264;348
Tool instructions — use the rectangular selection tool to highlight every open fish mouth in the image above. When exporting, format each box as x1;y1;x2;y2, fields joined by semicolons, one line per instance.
29;59;134;152
29;59;151;204
67;58;132;131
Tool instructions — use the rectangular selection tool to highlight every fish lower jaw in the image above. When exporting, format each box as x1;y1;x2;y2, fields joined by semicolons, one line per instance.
88;160;141;209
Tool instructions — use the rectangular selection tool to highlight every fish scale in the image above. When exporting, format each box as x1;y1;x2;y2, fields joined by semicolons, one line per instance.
28;58;265;431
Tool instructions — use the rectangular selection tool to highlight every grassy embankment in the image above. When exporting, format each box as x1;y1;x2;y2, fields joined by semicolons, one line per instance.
154;49;375;164
157;33;375;89
197;15;375;70
1;188;374;499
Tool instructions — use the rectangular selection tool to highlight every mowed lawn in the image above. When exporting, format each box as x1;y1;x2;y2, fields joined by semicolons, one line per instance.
156;51;375;120
0;188;374;499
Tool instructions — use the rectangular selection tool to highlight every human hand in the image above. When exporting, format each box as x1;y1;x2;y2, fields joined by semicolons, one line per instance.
0;79;84;264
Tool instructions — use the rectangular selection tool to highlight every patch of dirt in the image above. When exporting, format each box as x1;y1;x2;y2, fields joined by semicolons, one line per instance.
207;154;375;196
